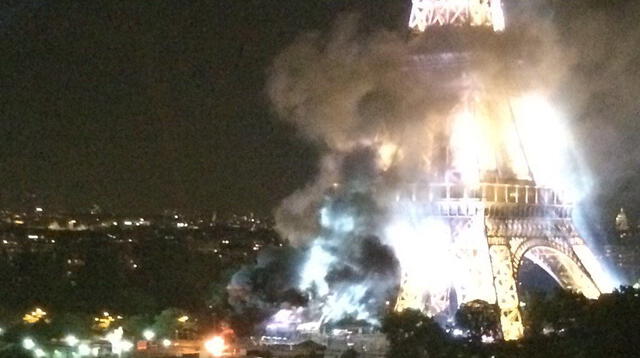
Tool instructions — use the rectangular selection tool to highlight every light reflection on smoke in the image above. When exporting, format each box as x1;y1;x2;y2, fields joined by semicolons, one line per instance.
260;11;626;331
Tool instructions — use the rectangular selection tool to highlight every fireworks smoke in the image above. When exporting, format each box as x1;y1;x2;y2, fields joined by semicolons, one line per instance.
230;1;640;328
265;12;571;324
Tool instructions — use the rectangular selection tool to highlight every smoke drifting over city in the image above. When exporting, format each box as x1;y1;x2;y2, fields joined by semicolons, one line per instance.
228;1;640;328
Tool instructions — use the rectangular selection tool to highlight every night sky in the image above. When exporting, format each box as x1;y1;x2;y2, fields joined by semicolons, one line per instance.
1;0;406;214
1;1;638;221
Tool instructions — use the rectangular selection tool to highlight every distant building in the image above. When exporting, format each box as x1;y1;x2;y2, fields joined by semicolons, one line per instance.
616;208;631;239
603;208;640;284
602;243;640;284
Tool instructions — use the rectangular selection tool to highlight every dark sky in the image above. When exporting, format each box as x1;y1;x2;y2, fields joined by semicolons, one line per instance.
1;0;638;221
0;0;409;215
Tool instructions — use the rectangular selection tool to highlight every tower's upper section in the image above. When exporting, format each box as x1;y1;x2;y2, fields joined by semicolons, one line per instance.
409;0;505;33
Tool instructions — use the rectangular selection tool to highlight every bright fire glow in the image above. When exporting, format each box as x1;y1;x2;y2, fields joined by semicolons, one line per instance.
204;336;226;357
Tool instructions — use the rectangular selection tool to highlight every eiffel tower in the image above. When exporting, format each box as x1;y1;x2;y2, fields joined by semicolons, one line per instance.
394;0;613;341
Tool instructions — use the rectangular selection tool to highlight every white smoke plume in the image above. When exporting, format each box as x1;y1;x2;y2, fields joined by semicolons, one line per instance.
251;1;638;326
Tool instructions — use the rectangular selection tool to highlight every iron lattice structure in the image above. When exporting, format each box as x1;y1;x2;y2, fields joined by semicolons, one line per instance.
409;0;505;32
394;182;609;340
394;3;611;339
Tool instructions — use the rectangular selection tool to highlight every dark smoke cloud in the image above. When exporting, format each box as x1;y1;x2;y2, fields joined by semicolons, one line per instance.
266;13;456;162
268;15;435;246
307;172;401;318
227;246;306;313
326;235;399;286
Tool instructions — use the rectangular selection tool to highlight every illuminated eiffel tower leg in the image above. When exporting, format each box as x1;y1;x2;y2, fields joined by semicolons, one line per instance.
487;239;524;340
393;182;612;341
483;189;609;340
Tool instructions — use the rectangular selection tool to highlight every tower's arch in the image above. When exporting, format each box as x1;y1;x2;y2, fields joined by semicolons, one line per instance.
513;240;601;299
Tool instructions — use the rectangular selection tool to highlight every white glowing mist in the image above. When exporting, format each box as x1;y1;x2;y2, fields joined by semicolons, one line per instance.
299;249;375;323
513;94;619;290
512;94;580;198
297;205;382;324
385;198;497;316
386;215;452;296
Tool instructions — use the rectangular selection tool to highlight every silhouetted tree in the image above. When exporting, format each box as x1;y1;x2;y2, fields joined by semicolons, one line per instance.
455;299;500;342
381;309;449;358
0;344;31;358
340;348;359;358
152;308;197;340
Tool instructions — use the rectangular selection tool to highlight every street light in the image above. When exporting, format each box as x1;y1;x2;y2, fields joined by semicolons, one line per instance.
78;343;91;356
177;315;189;323
65;334;79;346
22;337;36;350
143;329;155;341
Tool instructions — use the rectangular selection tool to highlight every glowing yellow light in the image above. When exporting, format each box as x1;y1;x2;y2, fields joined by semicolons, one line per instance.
23;308;47;324
378;142;399;171
177;315;189;323
204;336;226;357
94;312;118;330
